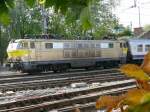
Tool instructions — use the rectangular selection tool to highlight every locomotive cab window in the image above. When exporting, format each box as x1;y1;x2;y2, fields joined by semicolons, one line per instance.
30;42;35;49
145;45;150;52
109;43;114;48
18;42;28;49
120;43;127;48
137;45;143;52
45;43;53;49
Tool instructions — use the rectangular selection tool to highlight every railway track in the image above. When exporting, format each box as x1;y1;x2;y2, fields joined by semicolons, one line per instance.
0;68;135;112
0;80;136;112
0;71;128;91
58;102;96;112
0;68;118;81
0;68;122;91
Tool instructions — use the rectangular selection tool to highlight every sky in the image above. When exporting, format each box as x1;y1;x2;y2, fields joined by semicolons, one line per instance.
114;0;150;28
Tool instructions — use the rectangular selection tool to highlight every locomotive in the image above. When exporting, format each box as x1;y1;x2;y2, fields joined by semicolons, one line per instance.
6;35;150;73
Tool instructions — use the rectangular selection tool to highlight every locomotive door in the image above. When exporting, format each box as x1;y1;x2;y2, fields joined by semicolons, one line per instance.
29;41;36;61
95;43;101;57
120;42;127;64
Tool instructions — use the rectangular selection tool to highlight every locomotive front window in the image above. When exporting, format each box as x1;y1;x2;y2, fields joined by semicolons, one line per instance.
45;43;53;49
137;45;143;52
18;42;28;49
145;45;150;52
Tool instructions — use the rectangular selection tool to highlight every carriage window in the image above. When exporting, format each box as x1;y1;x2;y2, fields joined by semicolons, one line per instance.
109;43;114;48
137;45;143;52
45;43;53;49
145;45;150;52
30;42;35;49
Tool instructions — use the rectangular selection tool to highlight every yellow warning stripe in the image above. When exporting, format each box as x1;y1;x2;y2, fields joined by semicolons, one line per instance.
7;50;31;58
123;48;128;54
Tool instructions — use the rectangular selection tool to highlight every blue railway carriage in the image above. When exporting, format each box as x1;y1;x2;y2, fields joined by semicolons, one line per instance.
127;39;150;63
7;39;127;73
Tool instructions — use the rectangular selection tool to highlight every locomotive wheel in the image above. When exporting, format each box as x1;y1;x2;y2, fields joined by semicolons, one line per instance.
60;64;69;72
52;65;59;73
52;64;70;73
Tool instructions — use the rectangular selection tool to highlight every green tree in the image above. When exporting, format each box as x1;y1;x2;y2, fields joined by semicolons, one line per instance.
7;0;42;39
0;25;9;64
114;25;133;37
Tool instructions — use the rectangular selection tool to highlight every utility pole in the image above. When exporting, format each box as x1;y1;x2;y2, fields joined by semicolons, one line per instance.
0;25;2;65
128;0;141;27
41;5;48;34
138;6;141;27
38;0;48;34
133;0;141;27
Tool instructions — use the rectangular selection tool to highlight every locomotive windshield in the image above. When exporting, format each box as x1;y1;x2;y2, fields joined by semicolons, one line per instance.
17;42;28;49
7;41;28;50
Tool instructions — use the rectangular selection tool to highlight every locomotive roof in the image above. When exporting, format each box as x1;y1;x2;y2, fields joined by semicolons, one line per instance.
14;39;125;43
128;38;150;42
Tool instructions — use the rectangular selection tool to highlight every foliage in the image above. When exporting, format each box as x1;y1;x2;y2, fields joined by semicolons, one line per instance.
90;0;119;38
0;27;9;64
6;0;42;38
96;51;150;112
141;51;150;74
117;28;133;37
0;0;14;25
96;95;125;111
114;25;133;37
0;0;120;36
0;0;92;25
120;64;149;81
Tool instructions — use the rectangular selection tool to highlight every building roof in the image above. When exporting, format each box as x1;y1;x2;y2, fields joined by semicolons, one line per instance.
139;30;150;38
